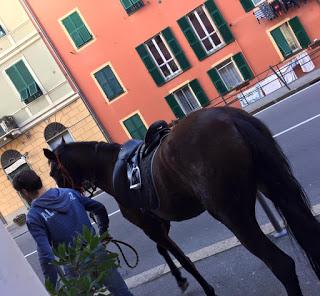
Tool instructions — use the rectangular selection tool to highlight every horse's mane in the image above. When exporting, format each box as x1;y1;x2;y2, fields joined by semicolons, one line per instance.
53;141;121;160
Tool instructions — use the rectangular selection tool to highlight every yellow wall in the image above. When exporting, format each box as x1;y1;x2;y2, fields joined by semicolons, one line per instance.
0;98;106;222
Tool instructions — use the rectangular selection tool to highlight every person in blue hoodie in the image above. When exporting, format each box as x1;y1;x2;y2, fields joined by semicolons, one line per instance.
12;169;133;296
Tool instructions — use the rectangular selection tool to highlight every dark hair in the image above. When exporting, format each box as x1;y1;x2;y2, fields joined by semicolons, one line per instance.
12;169;43;193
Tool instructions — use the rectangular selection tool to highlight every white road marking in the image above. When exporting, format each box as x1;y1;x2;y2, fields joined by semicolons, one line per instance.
23;209;121;258
24;250;37;259
273;113;320;138
254;80;320;116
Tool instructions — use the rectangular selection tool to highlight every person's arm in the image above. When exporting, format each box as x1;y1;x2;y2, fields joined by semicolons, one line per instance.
27;220;58;286
76;193;110;235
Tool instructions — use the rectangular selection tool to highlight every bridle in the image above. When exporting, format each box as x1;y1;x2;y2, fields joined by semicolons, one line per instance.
53;143;102;197
54;152;84;193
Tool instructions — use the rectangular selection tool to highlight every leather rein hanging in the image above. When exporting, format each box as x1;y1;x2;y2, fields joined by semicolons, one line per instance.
54;146;139;269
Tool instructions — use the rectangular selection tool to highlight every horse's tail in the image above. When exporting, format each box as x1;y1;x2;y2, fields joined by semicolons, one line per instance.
232;109;320;279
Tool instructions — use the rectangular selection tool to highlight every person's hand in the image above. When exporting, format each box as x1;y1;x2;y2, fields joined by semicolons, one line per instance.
100;231;113;245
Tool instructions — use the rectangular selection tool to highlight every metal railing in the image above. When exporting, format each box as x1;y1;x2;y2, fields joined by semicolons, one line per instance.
209;46;320;109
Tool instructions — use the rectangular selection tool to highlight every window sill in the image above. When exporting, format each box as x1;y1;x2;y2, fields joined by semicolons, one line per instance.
282;47;305;60
163;69;184;84
200;43;230;61
223;80;251;95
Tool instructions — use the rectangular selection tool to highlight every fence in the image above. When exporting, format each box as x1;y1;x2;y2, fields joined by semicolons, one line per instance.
209;45;320;109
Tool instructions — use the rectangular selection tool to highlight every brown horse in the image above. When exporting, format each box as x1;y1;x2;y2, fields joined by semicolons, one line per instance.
44;107;320;296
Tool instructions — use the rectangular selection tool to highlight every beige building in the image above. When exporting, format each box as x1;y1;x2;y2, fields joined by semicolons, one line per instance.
0;0;108;223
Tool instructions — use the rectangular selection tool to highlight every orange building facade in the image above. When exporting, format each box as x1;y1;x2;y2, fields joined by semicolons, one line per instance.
23;0;320;143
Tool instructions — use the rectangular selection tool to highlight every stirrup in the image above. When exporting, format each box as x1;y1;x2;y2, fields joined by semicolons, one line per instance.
129;165;142;190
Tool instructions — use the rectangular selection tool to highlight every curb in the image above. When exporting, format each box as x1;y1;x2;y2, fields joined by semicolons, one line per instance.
125;203;320;290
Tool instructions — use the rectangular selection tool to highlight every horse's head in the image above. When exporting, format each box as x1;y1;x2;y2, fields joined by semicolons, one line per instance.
43;141;121;194
43;143;84;190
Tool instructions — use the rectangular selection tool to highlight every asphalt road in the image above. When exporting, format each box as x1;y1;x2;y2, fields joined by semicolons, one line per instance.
13;81;320;283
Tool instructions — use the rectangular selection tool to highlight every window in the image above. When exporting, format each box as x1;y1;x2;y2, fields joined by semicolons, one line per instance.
0;25;6;38
5;60;42;104
62;11;93;49
240;0;257;12
177;0;233;61
44;122;73;150
188;6;223;54
216;59;243;90
145;34;181;80
136;27;190;86
94;65;124;101
173;85;201;115
123;114;147;140
270;17;310;58
121;0;144;15
165;79;210;119
1;150;32;208
208;53;254;95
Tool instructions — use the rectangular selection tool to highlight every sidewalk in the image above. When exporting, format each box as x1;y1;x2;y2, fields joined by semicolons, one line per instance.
131;234;320;296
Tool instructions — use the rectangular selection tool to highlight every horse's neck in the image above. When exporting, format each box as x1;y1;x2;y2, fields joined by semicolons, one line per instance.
95;143;121;196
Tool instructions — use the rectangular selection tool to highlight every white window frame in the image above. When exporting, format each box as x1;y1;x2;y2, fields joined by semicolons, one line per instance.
216;58;244;91
173;84;202;115
145;34;182;80
188;6;224;54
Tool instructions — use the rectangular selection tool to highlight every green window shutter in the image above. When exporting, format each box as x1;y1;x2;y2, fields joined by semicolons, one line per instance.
94;66;124;101
205;0;234;44
233;53;253;81
289;17;311;49
62;17;75;34
161;27;191;71
62;12;92;48
189;79;210;107
16;61;35;85
270;27;292;58
123;114;147;140
136;44;165;86
208;67;228;95
177;16;207;61
240;0;255;12
6;66;26;96
121;0;132;10
165;94;185;119
6;61;41;101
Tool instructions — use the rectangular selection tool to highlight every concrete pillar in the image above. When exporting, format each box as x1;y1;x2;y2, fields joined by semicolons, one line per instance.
0;223;49;295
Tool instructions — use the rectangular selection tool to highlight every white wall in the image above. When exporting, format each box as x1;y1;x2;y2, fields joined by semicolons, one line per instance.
0;223;48;295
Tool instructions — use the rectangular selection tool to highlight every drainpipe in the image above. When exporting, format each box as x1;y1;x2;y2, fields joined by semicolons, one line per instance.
19;0;113;143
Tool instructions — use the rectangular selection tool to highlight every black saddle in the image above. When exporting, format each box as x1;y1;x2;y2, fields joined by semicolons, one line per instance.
112;120;170;210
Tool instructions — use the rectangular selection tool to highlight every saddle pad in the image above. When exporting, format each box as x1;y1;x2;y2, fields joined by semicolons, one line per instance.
112;140;160;210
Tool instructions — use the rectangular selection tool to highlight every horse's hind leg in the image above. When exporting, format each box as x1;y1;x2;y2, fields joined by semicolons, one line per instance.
157;244;189;292
143;216;216;296
208;198;303;296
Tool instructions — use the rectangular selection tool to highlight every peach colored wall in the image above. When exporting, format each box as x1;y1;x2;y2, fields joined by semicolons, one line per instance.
25;0;320;143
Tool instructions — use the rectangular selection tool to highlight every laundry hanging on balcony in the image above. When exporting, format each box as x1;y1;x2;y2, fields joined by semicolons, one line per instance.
254;1;277;23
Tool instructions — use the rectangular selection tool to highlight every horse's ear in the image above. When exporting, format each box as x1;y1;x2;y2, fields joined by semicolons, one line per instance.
43;148;56;161
60;137;66;145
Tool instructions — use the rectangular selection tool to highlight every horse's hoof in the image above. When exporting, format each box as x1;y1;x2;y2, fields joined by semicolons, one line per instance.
205;286;217;296
178;278;189;293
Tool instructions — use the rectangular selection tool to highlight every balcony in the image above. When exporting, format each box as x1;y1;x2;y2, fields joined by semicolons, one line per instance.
253;0;308;23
